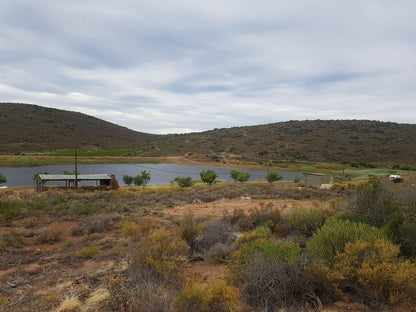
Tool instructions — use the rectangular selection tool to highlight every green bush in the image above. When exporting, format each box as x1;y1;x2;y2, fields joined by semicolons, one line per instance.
306;220;383;265
174;176;194;188
288;208;326;236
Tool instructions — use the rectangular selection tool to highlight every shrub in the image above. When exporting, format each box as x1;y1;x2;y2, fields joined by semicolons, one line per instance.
266;171;283;183
121;216;159;240
173;280;240;312
228;203;282;232
288;208;326;236
306;220;383;265
330;239;416;307
35;227;63;244
233;228;301;265
122;175;134;186
238;257;320;311
179;211;203;249
350;180;398;227
77;246;98;258
193;219;235;253
129;228;189;282
0;173;6;184
174;176;193;188
205;243;236;263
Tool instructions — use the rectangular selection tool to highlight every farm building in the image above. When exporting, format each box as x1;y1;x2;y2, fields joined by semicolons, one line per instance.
34;174;116;192
303;172;333;188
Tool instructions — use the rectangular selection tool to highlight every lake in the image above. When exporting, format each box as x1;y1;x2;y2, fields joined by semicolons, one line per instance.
0;163;304;187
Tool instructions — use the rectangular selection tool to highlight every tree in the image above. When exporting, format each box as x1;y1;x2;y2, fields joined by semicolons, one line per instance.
200;170;217;187
0;173;6;184
141;170;151;188
134;174;144;187
174;176;193;188
237;171;251;183
230;170;240;183
266;171;283;183
122;175;134;186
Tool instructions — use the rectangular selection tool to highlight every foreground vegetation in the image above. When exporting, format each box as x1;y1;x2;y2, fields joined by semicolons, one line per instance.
0;176;416;311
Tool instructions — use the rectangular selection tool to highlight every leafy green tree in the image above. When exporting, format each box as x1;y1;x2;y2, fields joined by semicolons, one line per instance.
0;173;6;184
134;174;144;187
237;171;251;183
174;176;193;188
266;171;283;183
200;170;218;187
230;170;240;183
141;170;151;188
122;175;134;186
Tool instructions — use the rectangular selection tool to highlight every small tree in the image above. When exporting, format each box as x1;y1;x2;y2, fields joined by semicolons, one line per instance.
0;173;6;184
134;174;144;187
200;170;218;188
141;170;151;188
266;171;283;183
237;171;251;183
122;175;134;186
230;170;240;183
174;176;193;188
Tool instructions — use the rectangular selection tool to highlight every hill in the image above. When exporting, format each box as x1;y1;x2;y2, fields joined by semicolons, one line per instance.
158;120;416;165
1;103;415;165
0;103;156;152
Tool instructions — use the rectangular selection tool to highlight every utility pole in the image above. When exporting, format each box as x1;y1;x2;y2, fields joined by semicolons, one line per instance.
75;147;78;191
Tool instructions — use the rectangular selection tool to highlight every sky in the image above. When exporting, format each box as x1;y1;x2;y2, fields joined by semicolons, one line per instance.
1;1;415;134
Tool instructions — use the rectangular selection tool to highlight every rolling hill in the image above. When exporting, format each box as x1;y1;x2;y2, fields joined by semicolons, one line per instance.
1;103;415;165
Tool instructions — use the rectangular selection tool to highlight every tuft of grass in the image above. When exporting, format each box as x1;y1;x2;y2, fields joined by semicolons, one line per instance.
77;246;98;258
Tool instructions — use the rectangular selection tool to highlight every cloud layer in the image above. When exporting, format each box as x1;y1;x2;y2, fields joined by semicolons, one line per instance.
1;0;415;133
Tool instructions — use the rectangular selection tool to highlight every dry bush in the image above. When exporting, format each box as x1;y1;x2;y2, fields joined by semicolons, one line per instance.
77;246;98;258
121;216;159;241
330;239;416;307
173;280;240;312
53;296;82;312
70;214;120;236
35;227;63;244
226;203;283;232
130;281;176;312
205;243;236;263
128;228;189;283
238;257;320;312
288;208;327;236
193;219;235;254
179;211;203;249
84;288;110;312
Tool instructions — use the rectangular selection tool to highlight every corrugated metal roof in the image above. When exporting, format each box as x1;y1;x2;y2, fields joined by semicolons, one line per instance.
37;174;111;181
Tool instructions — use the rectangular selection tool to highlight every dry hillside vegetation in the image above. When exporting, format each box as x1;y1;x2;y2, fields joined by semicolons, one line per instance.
0;178;416;311
1;103;416;166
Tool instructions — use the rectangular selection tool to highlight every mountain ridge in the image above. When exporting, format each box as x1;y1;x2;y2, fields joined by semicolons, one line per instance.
1;103;415;165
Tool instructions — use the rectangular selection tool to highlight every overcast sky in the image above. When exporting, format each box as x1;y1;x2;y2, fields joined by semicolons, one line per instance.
1;1;415;134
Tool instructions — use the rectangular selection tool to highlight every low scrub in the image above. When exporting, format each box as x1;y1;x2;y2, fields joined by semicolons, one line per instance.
306;219;383;265
288;207;327;236
173;280;240;312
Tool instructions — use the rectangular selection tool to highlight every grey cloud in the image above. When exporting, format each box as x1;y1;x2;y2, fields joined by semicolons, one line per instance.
0;0;415;134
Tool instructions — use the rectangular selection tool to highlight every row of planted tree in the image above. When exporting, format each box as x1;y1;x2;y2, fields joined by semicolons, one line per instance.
122;169;286;188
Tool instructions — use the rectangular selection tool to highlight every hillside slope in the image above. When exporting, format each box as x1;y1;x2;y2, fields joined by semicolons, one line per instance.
0;103;156;152
157;120;416;164
1;103;415;164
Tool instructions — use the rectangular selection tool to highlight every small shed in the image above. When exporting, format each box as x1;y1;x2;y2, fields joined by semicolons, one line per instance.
34;174;112;192
303;172;333;188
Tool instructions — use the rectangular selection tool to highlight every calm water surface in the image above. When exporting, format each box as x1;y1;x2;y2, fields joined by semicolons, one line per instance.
0;163;304;187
